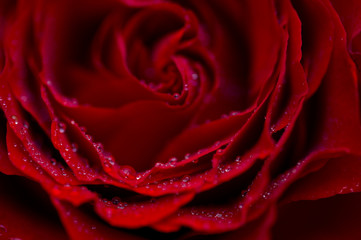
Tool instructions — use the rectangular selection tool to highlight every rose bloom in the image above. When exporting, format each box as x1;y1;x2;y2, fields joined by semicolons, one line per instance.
1;0;361;239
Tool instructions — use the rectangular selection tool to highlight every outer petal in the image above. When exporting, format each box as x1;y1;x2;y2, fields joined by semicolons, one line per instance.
0;173;68;240
273;192;361;240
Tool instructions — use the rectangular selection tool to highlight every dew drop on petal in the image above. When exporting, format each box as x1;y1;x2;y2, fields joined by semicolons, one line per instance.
270;126;275;133
155;162;163;168
167;157;178;167
119;167;134;179
197;149;203;155
93;142;103;152
50;158;57;166
111;197;121;205
224;165;232;173
58;122;66;133
11;115;19;125
71;143;78;152
182;175;190;183
173;93;180;99
230;111;240;116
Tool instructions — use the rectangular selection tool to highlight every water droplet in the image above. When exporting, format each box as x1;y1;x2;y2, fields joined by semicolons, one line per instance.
58;122;66;133
155;162;163;167
94;142;103;152
184;153;191;159
71;143;78;152
192;158;199;164
224;165;232;173
167;157;177;167
262;192;271;199
173;93;180;99
11;115;19;125
182;175;190;183
50;158;57;166
191;73;198;80
119;167;134;179
230;111;240;116
111;197;121;205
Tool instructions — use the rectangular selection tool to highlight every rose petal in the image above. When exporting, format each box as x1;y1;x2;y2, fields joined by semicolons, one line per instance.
95;192;194;228
52;198;147;240
273;192;361;240
0;173;68;240
282;154;361;203
292;0;335;98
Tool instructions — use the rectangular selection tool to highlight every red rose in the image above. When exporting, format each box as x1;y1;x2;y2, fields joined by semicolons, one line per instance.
1;0;361;239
